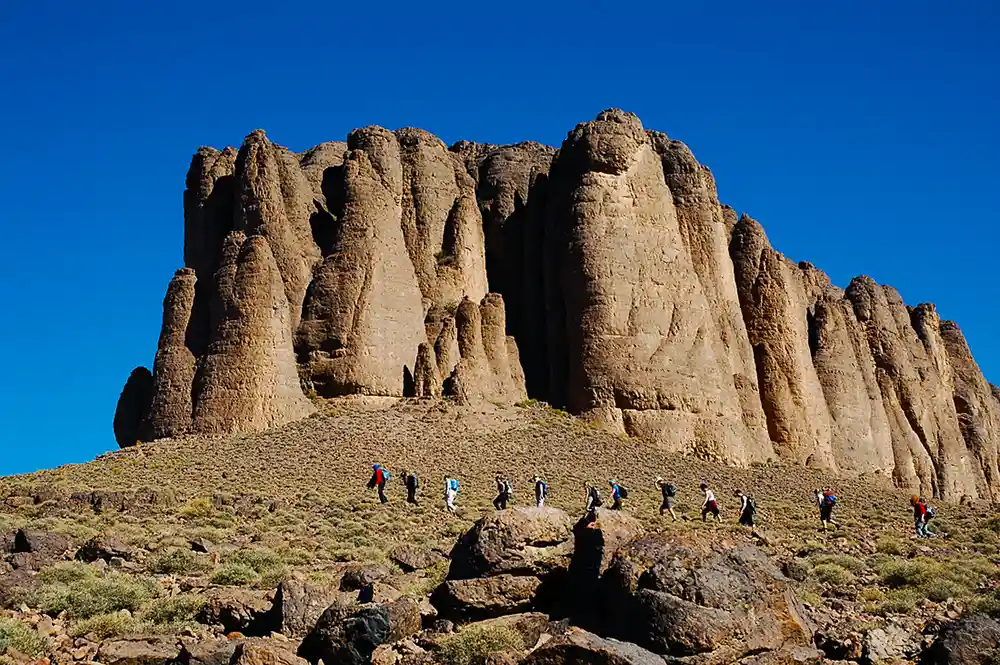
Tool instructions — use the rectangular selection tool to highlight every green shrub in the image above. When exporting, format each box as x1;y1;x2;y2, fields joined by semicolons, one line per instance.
875;538;909;555
68;612;138;640
784;559;811;582
438;626;523;665
150;548;211;575
139;595;205;624
811;563;856;587
0;618;46;657
210;563;260;586
178;498;215;520
30;569;159;619
924;579;965;602
38;561;96;585
809;554;866;573
222;548;282;573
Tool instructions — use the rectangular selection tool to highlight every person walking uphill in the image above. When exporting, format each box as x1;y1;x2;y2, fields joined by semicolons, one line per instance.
656;477;678;521
584;483;604;521
534;476;548;508
493;475;513;510
816;488;840;530
368;464;390;504
609;480;628;510
701;482;721;523
735;489;756;527
444;476;459;513
911;495;935;538
404;471;419;505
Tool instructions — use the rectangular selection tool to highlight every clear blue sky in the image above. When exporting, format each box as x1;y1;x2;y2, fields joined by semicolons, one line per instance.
1;1;997;475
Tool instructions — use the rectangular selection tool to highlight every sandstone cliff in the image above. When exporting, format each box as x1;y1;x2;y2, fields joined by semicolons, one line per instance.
116;111;996;500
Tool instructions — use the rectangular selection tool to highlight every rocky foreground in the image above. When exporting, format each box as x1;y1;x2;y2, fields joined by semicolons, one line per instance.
115;109;1000;502
5;402;1000;665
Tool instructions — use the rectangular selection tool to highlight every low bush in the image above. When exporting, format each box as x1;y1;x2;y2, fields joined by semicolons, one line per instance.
875;538;909;556
150;548;211;576
139;594;205;624
210;563;260;587
30;567;159;619
0;618;47;657
811;563;856;587
68;612;137;640
438;625;523;665
809;554;866;573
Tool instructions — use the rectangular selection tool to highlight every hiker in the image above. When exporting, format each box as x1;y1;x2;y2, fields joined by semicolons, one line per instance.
701;482;721;522
911;495;935;538
444;476;459;512
609;479;627;510
368;464;389;504
735;489;756;527
534;476;548;508
656;477;678;521
585;483;604;517
816;488;840;530
404;470;419;505
493;474;513;510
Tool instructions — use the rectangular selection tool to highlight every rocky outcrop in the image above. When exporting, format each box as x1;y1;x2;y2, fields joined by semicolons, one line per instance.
923;614;1000;665
522;627;667;665
119;110;998;499
598;533;812;662
298;598;421;665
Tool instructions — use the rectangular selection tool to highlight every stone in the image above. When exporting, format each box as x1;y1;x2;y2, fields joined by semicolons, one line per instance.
412;343;440;398
269;578;349;637
191;234;315;435
862;624;920;664
923;614;1000;665
431;575;542;623
340;563;394;591
597;532;812;660
14;530;70;558
457;613;558;651
448;507;574;580
113;367;153;448
190;538;215;554
298;598;421;665
0;569;40;607
178;638;238;665
196;587;272;635
521;627;666;665
95;637;179;665
389;545;441;573
231;639;309;665
75;535;134;563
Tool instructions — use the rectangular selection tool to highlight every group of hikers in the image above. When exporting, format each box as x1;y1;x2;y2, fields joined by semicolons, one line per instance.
367;465;937;536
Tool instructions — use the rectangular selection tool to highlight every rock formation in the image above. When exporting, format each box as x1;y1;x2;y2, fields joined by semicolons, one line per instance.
117;111;997;500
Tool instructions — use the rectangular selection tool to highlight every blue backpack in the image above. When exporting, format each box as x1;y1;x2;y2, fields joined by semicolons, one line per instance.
448;479;459;492
382;469;391;482
824;493;838;506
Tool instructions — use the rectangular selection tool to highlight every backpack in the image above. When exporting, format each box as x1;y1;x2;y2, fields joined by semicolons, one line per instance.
664;483;677;497
538;481;548;497
448;479;459;492
617;486;629;499
504;480;513;496
382;469;391;482
824;493;838;507
407;474;419;489
926;505;937;520
746;496;757;514
590;488;603;507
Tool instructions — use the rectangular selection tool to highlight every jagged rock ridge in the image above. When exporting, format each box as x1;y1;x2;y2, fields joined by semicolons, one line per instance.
116;110;999;500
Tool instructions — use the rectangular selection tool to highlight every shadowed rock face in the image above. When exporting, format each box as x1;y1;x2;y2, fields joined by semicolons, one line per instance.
119;110;999;500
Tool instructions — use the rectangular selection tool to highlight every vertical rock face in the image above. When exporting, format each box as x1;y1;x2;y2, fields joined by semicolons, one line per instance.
296;133;426;397
543;110;763;465
118;110;999;500
141;269;198;440
941;321;1000;500
113;367;154;447
730;215;835;469
193;235;315;434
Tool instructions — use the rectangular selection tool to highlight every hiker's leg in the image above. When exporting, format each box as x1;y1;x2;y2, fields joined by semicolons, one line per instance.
669;507;678;521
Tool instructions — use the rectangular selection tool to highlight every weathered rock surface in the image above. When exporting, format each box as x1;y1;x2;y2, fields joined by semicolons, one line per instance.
598;533;812;661
431;574;542;623
298;597;421;665
448;507;574;580
923;614;1000;665
270;578;352;637
522;627;667;665
197;587;272;635
96;636;180;665
119;109;1000;499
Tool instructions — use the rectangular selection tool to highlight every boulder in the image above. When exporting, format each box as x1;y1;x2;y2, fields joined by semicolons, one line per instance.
178;638;238;665
270;578;352;637
0;569;40;607
113;367;154;448
521;627;666;665
448;507;574;579
76;534;135;563
456;613;560;651
197;587;272;635
862;624;921;664
14;530;70;557
231;639;310;665
95;637;180;665
341;563;395;591
922;615;1000;665
598;533;812;661
298;597;422;665
431;576;542;623
390;545;441;573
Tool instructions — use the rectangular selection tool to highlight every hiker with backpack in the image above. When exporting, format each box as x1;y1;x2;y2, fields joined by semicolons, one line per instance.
444;476;459;512
816;488;840;530
585;483;604;517
701;482;721;523
368;464;390;504
735;489;756;527
911;495;935;538
609;480;627;510
656;477;678;521
493;474;513;510
534;476;548;508
404;471;419;505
